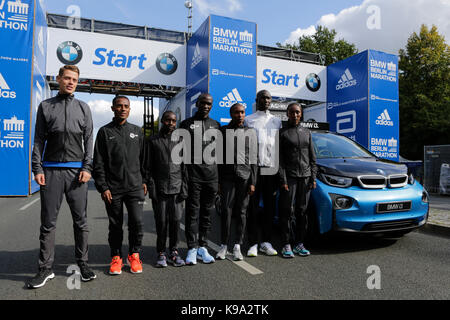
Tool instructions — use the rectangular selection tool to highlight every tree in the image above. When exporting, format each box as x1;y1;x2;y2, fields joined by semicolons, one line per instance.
277;26;358;65
398;24;450;160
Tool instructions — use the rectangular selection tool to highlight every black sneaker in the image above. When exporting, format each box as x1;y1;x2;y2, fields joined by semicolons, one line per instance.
78;263;97;282
27;268;55;289
168;250;185;267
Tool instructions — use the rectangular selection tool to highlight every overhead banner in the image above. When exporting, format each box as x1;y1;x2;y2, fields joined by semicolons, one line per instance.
368;50;399;161
208;15;257;124
327;51;369;147
257;56;326;102
46;28;186;87
0;0;34;195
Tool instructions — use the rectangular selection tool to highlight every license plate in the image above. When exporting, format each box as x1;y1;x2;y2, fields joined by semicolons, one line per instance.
376;201;412;213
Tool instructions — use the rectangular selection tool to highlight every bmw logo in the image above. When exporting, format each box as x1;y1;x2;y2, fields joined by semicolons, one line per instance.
305;73;321;92
57;41;83;65
156;53;178;75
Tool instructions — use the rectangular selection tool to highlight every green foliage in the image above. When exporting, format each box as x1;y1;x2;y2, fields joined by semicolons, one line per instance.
277;26;358;65
399;25;450;160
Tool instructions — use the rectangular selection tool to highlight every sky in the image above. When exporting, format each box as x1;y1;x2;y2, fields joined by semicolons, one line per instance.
43;0;450;134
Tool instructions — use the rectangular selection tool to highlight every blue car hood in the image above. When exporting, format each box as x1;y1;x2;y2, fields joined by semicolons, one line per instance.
317;157;407;178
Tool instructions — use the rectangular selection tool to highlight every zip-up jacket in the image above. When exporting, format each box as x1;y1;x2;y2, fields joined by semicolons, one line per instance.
219;122;257;186
32;93;93;174
180;113;221;183
279;122;317;185
93;119;145;194
145;130;187;197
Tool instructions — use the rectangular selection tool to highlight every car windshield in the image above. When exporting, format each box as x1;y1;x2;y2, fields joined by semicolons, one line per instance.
311;132;375;159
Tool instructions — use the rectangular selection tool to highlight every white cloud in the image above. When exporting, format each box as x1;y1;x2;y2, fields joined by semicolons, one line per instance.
194;0;243;19
284;0;450;55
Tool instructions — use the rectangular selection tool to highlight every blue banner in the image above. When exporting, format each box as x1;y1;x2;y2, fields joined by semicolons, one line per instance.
0;0;34;195
208;15;257;124
368;50;399;161
185;17;210;119
327;51;369;147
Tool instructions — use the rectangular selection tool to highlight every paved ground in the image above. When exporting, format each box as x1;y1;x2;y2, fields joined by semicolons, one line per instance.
0;183;449;302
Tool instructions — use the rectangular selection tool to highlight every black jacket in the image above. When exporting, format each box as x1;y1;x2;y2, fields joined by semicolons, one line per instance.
93;119;145;194
145;130;187;198
32;93;93;174
219;122;257;186
279;122;317;185
179;113;221;183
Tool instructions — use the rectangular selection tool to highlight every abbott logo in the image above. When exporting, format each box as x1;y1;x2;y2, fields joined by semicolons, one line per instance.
190;42;202;69
376;109;394;126
0;73;16;99
219;88;247;108
336;110;356;134
336;69;357;90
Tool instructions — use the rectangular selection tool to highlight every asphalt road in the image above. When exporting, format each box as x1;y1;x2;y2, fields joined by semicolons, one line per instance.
0;182;449;301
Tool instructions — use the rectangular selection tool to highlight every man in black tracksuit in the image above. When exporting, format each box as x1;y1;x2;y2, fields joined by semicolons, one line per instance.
146;111;187;268
180;93;220;265
278;102;317;258
216;103;257;261
93;96;147;275
29;65;95;289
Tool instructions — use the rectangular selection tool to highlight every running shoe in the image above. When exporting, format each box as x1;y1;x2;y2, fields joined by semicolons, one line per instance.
259;242;278;256
185;248;198;265
216;244;227;260
233;244;243;261
156;252;168;268
109;256;123;275
128;253;143;273
78;262;97;281
27;268;55;289
247;244;258;257
168;250;185;267
281;244;294;258
197;247;215;264
293;243;310;256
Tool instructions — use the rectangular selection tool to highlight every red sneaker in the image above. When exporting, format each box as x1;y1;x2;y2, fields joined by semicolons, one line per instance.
109;256;123;275
127;253;143;274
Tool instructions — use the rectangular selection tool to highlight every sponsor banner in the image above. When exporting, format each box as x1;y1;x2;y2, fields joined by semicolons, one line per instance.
208;15;257;124
303;103;327;123
46;28;186;87
327;51;369;146
257;56;326;102
185;17;210;118
0;0;34;195
368;50;399;161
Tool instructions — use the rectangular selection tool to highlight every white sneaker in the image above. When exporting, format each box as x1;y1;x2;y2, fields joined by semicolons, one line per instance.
247;244;258;257
233;244;243;261
216;244;227;260
259;242;278;256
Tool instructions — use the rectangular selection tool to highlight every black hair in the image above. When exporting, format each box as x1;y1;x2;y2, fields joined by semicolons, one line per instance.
161;110;176;120
229;103;244;114
112;95;130;106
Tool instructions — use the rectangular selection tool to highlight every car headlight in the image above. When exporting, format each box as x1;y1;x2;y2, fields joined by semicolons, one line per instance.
408;173;415;185
319;173;353;188
329;193;354;210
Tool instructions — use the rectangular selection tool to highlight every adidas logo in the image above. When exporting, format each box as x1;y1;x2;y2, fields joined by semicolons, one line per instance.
335;68;357;90
375;109;394;126
0;73;16;99
190;42;203;69
219;88;247;108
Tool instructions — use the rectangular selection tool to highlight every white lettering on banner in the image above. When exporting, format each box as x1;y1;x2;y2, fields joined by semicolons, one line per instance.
0;115;25;149
336;110;356;134
0;72;16;99
336;69;357;90
0;0;28;31
370;137;397;158
212;27;254;55
375;109;394;126
190;42;202;70
219;88;247;108
370;59;397;82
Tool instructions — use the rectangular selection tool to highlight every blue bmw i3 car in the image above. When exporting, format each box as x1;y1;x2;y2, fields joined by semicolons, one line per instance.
309;129;429;238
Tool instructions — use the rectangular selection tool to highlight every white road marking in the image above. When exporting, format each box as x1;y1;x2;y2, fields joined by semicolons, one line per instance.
19;197;40;211
180;223;264;275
